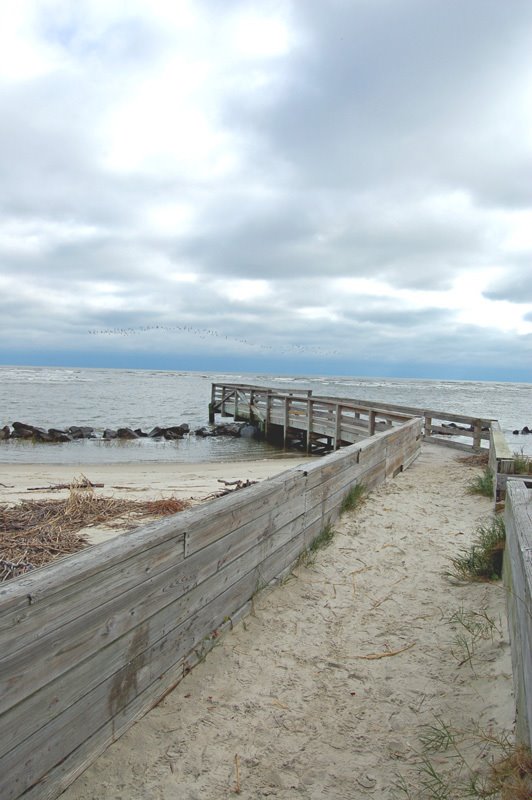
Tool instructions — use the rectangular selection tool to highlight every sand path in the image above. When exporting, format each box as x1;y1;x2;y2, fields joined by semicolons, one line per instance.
61;444;514;799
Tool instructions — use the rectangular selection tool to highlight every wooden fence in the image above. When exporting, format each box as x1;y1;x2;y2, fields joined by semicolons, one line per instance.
209;383;492;454
504;479;532;748
0;418;422;800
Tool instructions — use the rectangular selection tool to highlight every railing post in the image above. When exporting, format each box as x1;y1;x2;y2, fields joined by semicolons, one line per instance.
283;397;289;449
334;404;342;449
209;384;216;423
472;419;482;451
369;410;376;436
265;391;272;438
425;415;432;438
306;398;313;454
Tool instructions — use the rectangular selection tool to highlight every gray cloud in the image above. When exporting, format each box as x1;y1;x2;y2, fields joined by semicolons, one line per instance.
0;0;531;378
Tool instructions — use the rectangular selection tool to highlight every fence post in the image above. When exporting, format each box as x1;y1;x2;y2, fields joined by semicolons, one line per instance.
306;398;313;454
472;419;482;451
283;397;289;448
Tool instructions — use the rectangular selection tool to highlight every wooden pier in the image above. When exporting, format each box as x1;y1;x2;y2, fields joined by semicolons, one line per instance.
209;382;492;455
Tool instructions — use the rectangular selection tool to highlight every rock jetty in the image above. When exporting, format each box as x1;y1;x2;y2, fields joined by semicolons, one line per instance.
0;421;259;444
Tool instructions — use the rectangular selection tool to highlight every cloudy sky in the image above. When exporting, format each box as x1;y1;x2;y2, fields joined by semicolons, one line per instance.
1;0;532;380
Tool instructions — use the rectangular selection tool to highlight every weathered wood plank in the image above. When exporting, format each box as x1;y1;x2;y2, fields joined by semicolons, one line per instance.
0;495;312;725
0;412;424;800
504;481;532;748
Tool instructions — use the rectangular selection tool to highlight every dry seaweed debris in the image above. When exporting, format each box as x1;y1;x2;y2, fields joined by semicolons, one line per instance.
458;452;490;466
0;490;190;582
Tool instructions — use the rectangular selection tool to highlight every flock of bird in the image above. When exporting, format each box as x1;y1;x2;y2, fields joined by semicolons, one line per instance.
88;324;342;357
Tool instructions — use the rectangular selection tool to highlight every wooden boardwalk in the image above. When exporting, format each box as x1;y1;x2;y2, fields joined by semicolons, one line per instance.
209;382;492;455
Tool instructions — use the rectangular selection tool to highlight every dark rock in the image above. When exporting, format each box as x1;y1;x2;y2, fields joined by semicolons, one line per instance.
103;429;118;439
162;430;181;440
195;426;215;437
240;424;258;439
513;430;520;435
163;425;188;440
521;426;530;435
33;429;55;442
48;429;72;442
214;423;244;437
0;425;11;440
116;428;139;439
134;429;149;437
12;421;37;438
148;426;164;438
69;426;95;439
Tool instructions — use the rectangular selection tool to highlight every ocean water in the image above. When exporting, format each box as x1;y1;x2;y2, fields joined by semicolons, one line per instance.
0;366;530;463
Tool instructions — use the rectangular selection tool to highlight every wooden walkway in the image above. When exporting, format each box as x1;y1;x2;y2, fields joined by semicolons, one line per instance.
209;382;492;455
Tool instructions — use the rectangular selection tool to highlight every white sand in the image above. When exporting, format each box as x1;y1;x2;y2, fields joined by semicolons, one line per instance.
10;446;516;798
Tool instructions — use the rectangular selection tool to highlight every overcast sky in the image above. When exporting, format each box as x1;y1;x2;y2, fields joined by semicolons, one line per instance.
1;0;532;381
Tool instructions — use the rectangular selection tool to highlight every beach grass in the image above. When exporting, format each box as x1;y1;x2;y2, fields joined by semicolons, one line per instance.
466;467;493;497
448;515;506;582
340;483;366;514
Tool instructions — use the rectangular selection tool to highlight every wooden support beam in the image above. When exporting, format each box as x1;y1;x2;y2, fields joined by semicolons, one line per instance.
283;397;289;449
472;419;482;451
306;399;313;454
334;404;341;450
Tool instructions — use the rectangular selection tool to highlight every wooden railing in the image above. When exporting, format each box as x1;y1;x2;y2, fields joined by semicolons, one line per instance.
0;419;422;800
209;383;492;454
504;479;532;748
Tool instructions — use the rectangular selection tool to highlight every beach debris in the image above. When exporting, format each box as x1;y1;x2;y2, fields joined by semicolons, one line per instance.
233;754;241;794
27;476;105;491
0;491;190;581
355;642;416;660
205;478;258;499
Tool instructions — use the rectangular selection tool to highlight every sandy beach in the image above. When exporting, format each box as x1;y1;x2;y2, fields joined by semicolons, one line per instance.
0;457;313;545
44;443;515;799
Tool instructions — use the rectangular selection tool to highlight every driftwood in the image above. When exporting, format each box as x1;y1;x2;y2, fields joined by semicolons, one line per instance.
27;482;105;492
205;479;258;499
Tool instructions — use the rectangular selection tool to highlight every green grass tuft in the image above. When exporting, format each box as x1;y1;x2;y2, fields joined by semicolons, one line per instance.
466;467;493;497
340;483;366;514
448;515;505;582
513;449;532;475
309;521;335;553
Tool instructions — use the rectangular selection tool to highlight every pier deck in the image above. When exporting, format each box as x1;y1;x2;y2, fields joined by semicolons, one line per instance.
209;382;491;454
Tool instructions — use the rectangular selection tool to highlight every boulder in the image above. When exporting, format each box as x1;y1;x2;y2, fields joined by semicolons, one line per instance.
521;426;531;435
513;430;520;435
33;429;55;442
0;425;11;440
48;429;72;442
12;421;37;438
240;424;258;439
214;423;244;437
134;429;149;438
195;426;215;437
116;428;139;439
148;426;165;438
68;426;95;439
163;425;188;440
103;429;118;439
